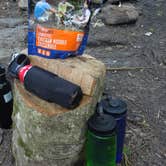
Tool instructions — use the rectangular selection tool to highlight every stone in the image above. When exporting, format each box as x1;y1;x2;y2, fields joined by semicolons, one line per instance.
18;0;28;9
12;54;106;166
101;4;139;25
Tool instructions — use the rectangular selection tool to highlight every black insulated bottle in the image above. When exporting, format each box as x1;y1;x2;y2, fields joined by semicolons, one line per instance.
8;54;83;109
0;65;13;129
19;65;83;109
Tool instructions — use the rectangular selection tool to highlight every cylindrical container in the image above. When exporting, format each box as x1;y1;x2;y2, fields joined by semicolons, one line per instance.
102;97;127;163
7;54;83;109
0;65;13;129
86;106;117;166
18;65;83;109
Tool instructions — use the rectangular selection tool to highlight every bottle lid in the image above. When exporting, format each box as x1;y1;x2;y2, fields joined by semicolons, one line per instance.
88;106;116;137
102;97;127;115
8;54;30;78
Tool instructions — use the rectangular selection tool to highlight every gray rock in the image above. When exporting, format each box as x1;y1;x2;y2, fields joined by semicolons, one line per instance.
101;4;139;25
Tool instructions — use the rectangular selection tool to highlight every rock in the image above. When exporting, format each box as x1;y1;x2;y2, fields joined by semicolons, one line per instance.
18;0;28;9
101;4;139;25
12;54;106;166
0;128;3;144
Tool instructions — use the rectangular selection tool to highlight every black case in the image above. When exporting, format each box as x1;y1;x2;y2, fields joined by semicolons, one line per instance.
24;66;83;109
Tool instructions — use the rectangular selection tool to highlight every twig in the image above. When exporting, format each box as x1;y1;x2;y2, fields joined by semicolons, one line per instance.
106;66;152;71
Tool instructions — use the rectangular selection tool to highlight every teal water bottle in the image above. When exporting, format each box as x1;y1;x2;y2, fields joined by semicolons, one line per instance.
86;105;117;166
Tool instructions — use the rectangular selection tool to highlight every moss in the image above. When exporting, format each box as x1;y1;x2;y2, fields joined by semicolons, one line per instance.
12;102;19;117
17;137;33;158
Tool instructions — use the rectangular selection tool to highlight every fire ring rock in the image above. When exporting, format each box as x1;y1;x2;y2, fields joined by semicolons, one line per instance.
101;4;139;25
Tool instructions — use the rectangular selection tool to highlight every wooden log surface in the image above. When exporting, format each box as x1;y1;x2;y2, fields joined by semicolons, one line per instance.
12;52;106;166
14;81;92;116
21;49;106;96
12;81;102;166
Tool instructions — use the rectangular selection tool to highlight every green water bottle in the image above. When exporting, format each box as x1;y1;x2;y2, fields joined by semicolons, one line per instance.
86;105;117;166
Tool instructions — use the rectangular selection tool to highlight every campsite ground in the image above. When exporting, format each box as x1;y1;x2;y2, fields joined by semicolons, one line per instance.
0;0;165;165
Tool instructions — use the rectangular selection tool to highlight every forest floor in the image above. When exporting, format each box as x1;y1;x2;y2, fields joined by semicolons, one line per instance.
0;0;165;166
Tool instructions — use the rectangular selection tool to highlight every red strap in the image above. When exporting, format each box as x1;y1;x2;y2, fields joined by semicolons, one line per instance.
18;65;32;83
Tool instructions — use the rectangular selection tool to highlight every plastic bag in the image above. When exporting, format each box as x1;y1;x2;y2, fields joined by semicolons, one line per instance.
28;0;92;59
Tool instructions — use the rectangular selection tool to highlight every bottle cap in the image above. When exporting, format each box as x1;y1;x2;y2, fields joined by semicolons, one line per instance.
7;54;30;78
102;97;127;116
88;105;116;137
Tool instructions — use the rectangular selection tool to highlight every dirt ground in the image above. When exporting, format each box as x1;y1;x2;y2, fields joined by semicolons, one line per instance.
0;0;166;166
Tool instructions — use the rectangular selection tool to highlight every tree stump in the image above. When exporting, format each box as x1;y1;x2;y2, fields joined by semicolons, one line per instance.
12;53;106;166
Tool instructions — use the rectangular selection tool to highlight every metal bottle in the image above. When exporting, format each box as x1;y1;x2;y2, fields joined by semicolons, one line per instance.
0;65;13;129
86;104;117;166
102;97;127;163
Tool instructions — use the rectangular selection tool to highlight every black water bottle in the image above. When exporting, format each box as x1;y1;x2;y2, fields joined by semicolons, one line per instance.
8;54;83;109
18;65;83;109
0;65;13;129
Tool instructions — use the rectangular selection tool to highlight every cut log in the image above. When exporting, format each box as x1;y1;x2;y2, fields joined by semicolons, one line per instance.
21;49;106;96
12;53;106;166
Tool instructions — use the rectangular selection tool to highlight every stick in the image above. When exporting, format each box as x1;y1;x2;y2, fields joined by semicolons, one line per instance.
106;66;152;71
